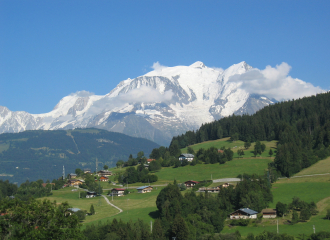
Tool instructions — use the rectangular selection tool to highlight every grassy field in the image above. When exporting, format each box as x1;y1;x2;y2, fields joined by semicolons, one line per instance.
155;158;272;184
295;156;330;176
221;174;330;238
181;138;277;159
41;186;165;227
41;188;119;224
40;138;330;238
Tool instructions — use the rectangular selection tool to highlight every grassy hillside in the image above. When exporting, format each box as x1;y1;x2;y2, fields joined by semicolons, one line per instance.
40;140;330;238
0;128;159;184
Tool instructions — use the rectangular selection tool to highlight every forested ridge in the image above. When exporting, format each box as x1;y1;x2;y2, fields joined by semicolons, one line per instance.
170;92;330;177
0;128;159;184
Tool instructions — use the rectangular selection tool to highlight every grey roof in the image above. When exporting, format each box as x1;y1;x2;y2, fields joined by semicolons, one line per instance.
67;208;81;213
179;154;194;158
239;208;258;215
137;186;152;190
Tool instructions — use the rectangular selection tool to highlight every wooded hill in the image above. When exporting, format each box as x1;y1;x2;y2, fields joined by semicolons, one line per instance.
0;128;159;184
171;92;330;177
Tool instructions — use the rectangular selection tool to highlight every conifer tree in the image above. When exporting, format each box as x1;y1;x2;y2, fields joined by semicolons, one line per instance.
90;204;95;215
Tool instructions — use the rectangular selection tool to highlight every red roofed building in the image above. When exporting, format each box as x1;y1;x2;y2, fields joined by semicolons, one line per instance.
147;159;155;163
99;176;109;182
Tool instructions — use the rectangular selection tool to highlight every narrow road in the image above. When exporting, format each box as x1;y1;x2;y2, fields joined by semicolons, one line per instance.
101;195;123;213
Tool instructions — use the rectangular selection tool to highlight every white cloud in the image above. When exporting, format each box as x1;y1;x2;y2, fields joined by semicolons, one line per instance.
151;61;167;71
88;86;173;116
229;62;325;100
70;90;94;97
117;86;173;103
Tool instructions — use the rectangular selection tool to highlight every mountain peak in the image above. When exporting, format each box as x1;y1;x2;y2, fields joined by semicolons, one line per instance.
190;61;206;69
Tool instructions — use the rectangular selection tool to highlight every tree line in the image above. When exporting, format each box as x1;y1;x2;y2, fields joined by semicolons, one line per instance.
170;92;330;177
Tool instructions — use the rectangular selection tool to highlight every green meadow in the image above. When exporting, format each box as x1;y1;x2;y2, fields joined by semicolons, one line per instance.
41;138;330;238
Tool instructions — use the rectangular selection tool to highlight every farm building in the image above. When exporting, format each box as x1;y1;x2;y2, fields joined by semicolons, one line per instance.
111;188;125;197
230;208;258;219
97;170;112;177
184;180;199;188
179;154;194;162
261;209;277;218
137;186;153;193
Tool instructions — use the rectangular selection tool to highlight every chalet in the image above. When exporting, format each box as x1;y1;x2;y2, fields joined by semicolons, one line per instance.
179;154;194;162
84;169;91;174
218;149;224;154
230;208;258;219
261;209;277;218
97;170;112;177
137;186;153;193
146;159;155;163
184;180;199;188
41;183;56;188
86;191;97;198
111;188;125;197
99;176;109;182
68;179;84;187
69;173;77;179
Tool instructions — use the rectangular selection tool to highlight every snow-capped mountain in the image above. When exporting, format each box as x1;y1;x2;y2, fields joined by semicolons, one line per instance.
0;61;274;146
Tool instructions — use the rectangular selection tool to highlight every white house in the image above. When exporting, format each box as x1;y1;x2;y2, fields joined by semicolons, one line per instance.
230;208;258;219
179;154;194;162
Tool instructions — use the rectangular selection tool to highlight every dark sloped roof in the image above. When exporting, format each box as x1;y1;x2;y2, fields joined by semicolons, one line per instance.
179;154;194;158
239;208;258;215
230;208;258;215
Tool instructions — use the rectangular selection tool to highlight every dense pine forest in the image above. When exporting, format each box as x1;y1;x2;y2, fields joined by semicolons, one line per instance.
170;92;330;177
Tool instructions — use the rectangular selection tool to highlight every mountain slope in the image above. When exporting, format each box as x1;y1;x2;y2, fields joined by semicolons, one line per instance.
0;61;274;146
0;128;159;184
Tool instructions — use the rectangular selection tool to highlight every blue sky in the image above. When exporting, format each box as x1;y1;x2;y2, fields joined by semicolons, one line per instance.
1;1;329;113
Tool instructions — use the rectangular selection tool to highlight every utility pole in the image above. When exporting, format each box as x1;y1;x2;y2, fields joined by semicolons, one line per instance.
150;221;152;233
313;225;315;234
277;219;279;234
63;165;65;180
96;158;98;173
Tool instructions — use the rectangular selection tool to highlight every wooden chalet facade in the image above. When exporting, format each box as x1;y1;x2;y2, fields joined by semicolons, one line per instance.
230;208;258;219
97;170;112;177
84;169;91;174
184;180;199;188
69;173;77;179
68;179;84;187
86;191;97;198
136;186;153;193
99;176;109;182
261;209;277;218
111;188;125;197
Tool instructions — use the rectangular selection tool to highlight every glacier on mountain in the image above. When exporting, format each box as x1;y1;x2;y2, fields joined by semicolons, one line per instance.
0;61;274;146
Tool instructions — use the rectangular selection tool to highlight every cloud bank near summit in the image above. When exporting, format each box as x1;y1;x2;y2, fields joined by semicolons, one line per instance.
229;62;325;100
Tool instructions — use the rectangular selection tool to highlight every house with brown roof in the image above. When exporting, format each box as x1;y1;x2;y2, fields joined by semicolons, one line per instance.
184;180;199;188
97;170;112;177
99;176;109;182
111;188;125;197
68;179;84;187
261;209;277;218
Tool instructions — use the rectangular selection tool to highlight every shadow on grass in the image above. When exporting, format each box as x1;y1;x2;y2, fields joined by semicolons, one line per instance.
148;210;160;219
